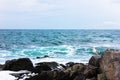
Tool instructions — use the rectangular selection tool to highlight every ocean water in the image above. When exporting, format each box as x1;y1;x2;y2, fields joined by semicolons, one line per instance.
0;29;120;64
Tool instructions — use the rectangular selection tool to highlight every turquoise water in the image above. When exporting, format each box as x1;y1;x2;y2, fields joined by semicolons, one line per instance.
0;29;120;64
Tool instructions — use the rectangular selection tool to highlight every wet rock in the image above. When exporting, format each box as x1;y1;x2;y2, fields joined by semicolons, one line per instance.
64;63;85;80
34;62;63;73
66;62;75;68
0;64;4;70
86;77;97;80
25;71;70;80
34;63;51;73
89;56;101;67
83;65;98;79
36;55;49;59
97;74;106;80
100;49;120;80
25;71;53;80
60;64;66;69
73;73;86;80
3;58;34;71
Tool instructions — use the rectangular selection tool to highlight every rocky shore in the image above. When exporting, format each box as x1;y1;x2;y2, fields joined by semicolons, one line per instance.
0;49;120;80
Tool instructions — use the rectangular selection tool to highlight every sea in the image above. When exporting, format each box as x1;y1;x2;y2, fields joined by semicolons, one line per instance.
0;29;120;65
0;29;120;80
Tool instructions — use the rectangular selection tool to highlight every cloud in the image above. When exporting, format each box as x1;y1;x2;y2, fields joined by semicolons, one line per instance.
0;0;120;29
104;21;120;26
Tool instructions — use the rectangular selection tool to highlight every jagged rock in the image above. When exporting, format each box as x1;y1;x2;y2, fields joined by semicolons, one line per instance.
83;65;97;79
86;77;96;80
25;71;53;80
73;73;86;80
66;62;75;68
100;49;120;80
34;63;51;73
97;74;106;80
64;63;85;80
34;62;63;73
89;56;101;67
0;64;4;71
25;71;70;80
3;58;34;71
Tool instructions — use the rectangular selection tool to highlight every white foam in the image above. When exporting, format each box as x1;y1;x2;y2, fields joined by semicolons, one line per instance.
0;71;16;80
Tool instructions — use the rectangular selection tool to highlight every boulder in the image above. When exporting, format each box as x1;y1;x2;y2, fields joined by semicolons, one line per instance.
25;71;70;80
66;62;75;68
89;56;101;67
100;49;120;80
0;64;4;71
25;71;53;80
73;73;86;80
34;62;63;73
97;74;106;80
3;58;34;71
83;65;97;79
64;63;85;80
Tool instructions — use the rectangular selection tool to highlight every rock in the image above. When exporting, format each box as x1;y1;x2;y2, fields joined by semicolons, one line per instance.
64;63;85;80
100;49;120;80
86;77;97;80
97;74;106;80
34;62;63;73
34;63;51;73
0;64;4;71
89;56;101;67
66;62;75;68
25;71;53;80
25;71;70;80
36;55;49;59
83;65;98;79
60;64;66;69
73;73;86;80
3;58;34;71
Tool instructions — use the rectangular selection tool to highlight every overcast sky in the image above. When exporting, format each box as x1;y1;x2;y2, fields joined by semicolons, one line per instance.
0;0;120;29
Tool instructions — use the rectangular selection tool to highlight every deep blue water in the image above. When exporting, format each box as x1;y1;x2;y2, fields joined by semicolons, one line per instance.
0;29;120;64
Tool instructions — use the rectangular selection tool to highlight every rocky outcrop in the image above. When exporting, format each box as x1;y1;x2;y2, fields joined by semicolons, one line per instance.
89;56;101;67
0;64;4;71
1;49;120;80
3;58;34;71
100;49;120;80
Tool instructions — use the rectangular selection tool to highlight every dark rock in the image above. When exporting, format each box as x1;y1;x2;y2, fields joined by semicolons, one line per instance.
0;64;4;70
34;62;63;73
83;65;98;79
36;57;41;59
44;55;49;58
34;63;51;73
25;71;70;80
60;64;66;69
64;63;85;80
66;62;75;68
73;73;86;80
3;58;34;71
36;55;49;59
89;56;101;67
25;71;53;80
97;74;107;80
100;49;120;80
86;77;97;80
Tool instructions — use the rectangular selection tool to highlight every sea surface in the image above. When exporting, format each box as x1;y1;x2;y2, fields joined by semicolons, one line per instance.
0;29;120;64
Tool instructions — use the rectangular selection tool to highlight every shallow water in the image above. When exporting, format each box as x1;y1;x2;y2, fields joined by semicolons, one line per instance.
0;29;120;64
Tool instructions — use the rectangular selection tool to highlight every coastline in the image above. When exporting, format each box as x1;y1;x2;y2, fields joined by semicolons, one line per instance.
0;49;120;80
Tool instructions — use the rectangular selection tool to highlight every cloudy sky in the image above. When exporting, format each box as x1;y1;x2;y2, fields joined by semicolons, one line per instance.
0;0;120;29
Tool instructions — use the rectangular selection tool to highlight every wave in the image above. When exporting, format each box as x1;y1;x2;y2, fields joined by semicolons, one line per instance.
0;44;118;64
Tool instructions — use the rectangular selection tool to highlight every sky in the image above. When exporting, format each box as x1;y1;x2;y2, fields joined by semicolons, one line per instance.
0;0;120;29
